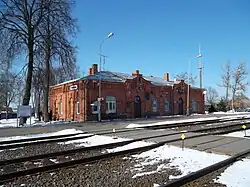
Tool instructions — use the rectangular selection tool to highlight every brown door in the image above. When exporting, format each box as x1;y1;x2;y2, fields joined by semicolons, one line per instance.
134;96;141;118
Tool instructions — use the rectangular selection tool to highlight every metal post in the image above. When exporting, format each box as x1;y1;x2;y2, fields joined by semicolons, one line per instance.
98;42;104;122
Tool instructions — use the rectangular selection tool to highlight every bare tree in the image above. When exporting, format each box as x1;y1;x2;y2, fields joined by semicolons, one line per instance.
0;64;23;119
35;0;77;122
231;62;248;110
219;61;231;104
0;0;47;124
174;72;197;86
32;67;44;121
206;87;219;105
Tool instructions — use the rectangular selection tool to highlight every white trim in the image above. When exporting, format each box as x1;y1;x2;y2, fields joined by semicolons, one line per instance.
76;101;80;114
59;101;63;114
106;96;116;114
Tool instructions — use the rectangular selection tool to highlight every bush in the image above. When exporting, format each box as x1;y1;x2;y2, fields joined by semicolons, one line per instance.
208;105;217;113
217;98;227;112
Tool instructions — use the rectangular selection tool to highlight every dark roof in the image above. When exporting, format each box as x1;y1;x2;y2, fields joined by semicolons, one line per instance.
52;71;194;88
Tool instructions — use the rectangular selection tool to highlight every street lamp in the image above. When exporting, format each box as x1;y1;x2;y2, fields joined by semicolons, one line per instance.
98;32;114;122
186;53;202;116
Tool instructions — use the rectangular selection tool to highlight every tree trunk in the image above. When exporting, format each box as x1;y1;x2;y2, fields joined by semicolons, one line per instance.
20;32;34;125
5;96;8;120
38;92;41;121
43;44;51;122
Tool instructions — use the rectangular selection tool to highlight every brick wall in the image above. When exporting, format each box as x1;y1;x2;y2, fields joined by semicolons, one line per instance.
49;72;205;121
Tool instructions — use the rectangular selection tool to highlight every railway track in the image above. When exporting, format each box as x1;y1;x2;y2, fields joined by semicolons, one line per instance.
160;148;250;187
0;122;249;185
1;116;249;150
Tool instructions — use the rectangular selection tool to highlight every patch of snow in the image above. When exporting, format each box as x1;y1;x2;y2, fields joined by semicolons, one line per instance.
0;117;75;128
0;117;37;128
106;141;155;153
0;128;84;142
153;184;160;187
49;159;59;164
222;130;250;139
126;114;250;128
130;144;228;179
60;135;131;147
214;111;250;114
215;158;250;187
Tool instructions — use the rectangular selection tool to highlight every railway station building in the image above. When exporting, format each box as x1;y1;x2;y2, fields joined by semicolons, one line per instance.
49;64;205;121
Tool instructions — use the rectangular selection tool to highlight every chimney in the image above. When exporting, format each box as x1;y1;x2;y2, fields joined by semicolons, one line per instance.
132;70;140;76
91;64;98;75
88;68;92;75
164;73;169;81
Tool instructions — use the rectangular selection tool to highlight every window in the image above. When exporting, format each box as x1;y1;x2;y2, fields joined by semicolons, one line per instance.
152;98;158;112
76;99;80;114
91;101;98;114
93;105;98;112
164;100;169;112
106;96;116;113
192;99;197;112
59;100;63;114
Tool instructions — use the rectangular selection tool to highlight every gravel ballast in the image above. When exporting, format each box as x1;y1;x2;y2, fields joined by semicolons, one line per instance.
2;154;228;187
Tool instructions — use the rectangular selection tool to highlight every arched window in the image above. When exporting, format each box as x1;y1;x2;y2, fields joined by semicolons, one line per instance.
164;100;169;112
106;96;116;113
152;98;158;112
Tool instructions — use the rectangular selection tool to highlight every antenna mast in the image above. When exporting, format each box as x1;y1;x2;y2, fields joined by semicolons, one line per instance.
198;45;203;89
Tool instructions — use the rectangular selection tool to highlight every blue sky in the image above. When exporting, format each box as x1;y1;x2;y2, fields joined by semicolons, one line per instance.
72;0;250;97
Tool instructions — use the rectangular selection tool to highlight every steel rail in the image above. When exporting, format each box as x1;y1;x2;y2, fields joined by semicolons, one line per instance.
160;148;250;187
0;125;249;184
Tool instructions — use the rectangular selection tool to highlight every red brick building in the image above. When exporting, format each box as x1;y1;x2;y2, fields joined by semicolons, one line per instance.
49;64;205;121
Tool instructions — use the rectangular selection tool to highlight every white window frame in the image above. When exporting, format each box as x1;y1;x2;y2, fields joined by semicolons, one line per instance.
59;100;63;114
106;96;116;114
152;98;157;112
76;100;80;114
164;100;169;112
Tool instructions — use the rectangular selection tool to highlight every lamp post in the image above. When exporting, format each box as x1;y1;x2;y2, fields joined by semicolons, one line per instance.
186;53;202;116
98;32;114;122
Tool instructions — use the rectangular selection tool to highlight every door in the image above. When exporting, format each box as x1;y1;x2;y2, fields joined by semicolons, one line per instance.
134;96;141;118
178;97;183;115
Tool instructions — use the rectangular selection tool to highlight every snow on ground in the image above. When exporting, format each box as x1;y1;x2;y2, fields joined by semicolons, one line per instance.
128;144;229;179
0;117;73;128
60;134;131;147
214;158;250;187
0;128;84;142
222;129;250;139
0;117;37;128
105;141;155;153
126;114;250;128
214;111;250;114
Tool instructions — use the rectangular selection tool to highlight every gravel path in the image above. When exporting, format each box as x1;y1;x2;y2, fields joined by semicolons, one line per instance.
3;154;228;187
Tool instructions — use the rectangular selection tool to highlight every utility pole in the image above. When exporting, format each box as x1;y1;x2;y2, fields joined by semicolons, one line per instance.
98;32;114;122
98;54;108;71
198;45;203;89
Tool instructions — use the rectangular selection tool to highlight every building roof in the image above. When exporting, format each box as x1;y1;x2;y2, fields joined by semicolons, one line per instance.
143;76;174;86
52;70;198;88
